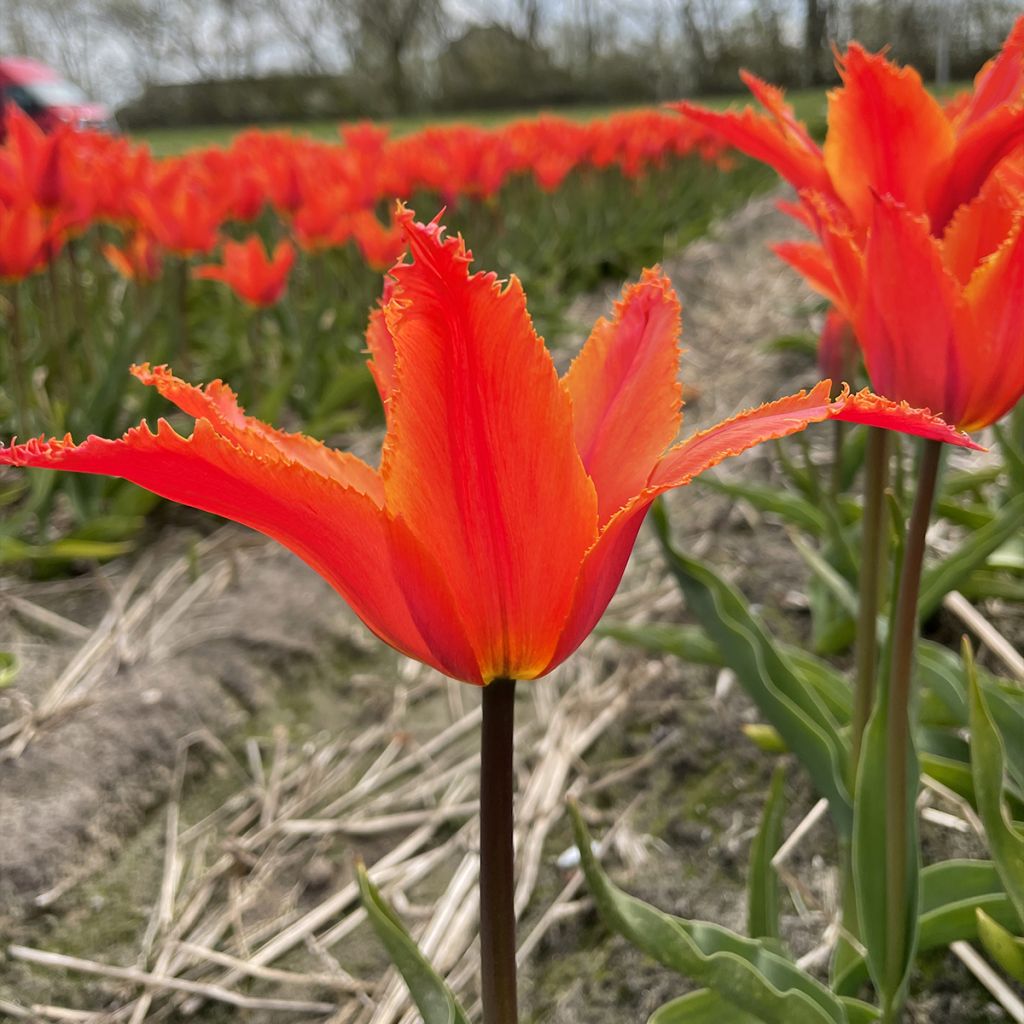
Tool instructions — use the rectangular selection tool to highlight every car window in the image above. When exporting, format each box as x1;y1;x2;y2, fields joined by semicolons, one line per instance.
3;84;43;112
26;80;89;106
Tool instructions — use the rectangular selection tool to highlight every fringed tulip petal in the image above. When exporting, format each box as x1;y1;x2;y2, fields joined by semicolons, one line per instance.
739;70;823;157
542;374;977;677
801;193;866;318
824;45;955;229
365;305;397;411
775;197;817;231
0;423;480;682
650;382;979;493
955;16;1024;130
859;196;970;422
772;241;844;307
673;102;832;197
381;210;598;682
562;268;682;524
131;364;384;502
960;215;1024;430
936;103;1024;229
828;390;983;448
650;382;839;488
941;174;1021;285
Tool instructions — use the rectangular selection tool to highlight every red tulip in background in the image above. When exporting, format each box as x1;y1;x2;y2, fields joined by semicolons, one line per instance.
103;231;163;284
0;202;64;280
194;235;296;307
0;210;977;685
677;17;1024;431
0;103;733;293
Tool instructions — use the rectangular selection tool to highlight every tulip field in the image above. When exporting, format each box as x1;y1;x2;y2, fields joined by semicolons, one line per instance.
2;20;1024;1024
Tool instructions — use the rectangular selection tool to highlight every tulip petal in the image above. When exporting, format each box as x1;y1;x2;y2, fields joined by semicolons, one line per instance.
941;174;1020;286
772;241;844;307
800;192;865;318
650;382;979;491
381;210;598;682
828;389;983;448
824;44;954;228
775;197;817;232
859;196;971;423
542;498;652;675
562;268;682;524
960;214;1024;430
545;379;980;675
365;305;397;411
131;364;383;502
956;15;1024;129
650;382;837;488
0;422;481;682
937;103;1024;229
674;101;832;197
740;70;823;156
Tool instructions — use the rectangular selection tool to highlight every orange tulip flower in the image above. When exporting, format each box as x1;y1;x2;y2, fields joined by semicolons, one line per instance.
798;180;1024;432
131;161;228;257
194;236;295;307
0;210;977;685
0;202;65;281
676;17;1024;236
103;231;163;284
678;20;1024;430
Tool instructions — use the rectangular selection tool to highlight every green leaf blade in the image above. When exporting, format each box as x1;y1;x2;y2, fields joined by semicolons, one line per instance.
356;863;470;1024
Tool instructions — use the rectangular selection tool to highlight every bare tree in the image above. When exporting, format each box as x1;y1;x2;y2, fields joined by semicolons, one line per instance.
352;0;442;112
803;0;830;84
517;0;544;45
265;0;353;73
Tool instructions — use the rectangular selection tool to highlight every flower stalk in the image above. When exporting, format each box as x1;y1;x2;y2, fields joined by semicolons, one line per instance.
479;677;519;1024
881;438;942;1022
852;426;890;778
6;284;30;436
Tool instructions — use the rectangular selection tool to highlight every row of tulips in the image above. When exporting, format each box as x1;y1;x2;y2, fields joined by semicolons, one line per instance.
2;20;1024;1024
0;105;730;285
0;104;755;560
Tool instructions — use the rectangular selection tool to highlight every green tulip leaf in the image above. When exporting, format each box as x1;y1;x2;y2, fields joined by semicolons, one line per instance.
851;695;919;1012
356;862;470;1024
568;800;870;1024
599;623;722;667
834;859;1020;995
603;619;852;723
966;643;1024;928
748;766;786;942
919;494;1024;620
652;503;852;836
699;477;828;536
649;989;764;1023
976;908;1024;984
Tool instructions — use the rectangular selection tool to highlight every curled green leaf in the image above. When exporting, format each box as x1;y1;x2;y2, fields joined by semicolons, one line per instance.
966;640;1024;929
568;799;875;1024
356;861;470;1024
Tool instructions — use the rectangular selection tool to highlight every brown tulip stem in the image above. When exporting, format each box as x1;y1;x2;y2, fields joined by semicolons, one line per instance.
882;437;942;1022
480;677;518;1024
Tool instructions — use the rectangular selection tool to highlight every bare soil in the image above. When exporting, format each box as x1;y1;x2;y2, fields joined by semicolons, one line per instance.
0;193;1015;1023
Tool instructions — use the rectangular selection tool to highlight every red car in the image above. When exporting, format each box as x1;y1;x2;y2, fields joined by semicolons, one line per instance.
0;57;114;139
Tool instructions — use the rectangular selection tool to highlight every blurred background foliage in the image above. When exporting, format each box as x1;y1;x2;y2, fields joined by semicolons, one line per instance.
0;0;1018;130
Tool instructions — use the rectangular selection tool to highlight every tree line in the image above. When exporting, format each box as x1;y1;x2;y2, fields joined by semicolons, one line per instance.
0;0;1016;124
